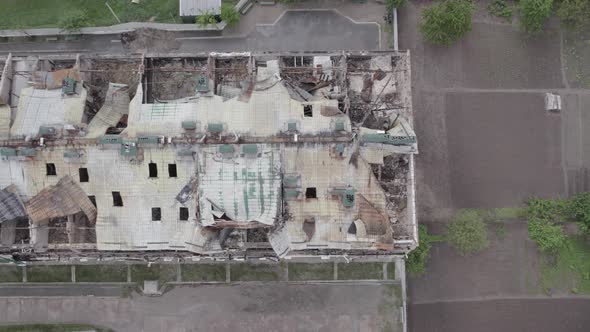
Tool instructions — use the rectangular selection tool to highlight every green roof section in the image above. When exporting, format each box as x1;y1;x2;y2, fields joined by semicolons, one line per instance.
61;77;77;95
207;123;224;133
218;145;235;154
38;126;56;136
284;189;301;198
0;148;17;157
342;188;356;208
242;144;258;155
99;135;122;145
196;75;209;92
287;122;297;131
283;175;300;188
182;120;197;130
63;150;82;158
177;149;194;157
361;133;417;146
137;135;160;145
18;148;37;157
120;139;138;157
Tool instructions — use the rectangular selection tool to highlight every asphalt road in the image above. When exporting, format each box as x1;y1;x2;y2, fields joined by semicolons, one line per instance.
410;298;590;332
0;10;380;55
0;284;402;332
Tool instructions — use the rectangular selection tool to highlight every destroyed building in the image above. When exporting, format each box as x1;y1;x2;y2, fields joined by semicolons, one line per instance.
0;51;417;259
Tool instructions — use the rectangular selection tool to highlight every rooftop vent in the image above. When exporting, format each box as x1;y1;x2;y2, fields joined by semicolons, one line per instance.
61;77;77;95
242;144;258;156
207;123;224;133
196;75;209;92
182;120;197;130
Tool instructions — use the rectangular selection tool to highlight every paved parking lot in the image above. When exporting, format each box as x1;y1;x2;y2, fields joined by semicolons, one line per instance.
0;283;402;332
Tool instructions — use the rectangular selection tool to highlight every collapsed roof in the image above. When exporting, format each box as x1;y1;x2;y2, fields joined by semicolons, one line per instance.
0;51;417;258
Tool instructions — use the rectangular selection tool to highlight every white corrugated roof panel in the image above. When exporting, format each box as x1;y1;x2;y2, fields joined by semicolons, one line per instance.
180;0;221;16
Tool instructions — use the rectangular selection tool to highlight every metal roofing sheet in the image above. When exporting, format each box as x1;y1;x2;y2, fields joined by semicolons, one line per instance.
10;87;86;138
25;175;97;224
0;188;26;223
198;145;281;226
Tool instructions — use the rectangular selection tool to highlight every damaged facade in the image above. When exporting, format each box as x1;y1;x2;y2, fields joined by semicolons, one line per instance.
0;51;417;259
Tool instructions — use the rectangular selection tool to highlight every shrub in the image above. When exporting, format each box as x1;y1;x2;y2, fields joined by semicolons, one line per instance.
59;10;91;32
386;0;407;11
528;219;567;253
406;225;440;275
221;4;240;27
488;0;513;20
526;197;567;223
447;209;489;255
518;0;553;34
565;192;590;233
557;0;590;31
196;10;218;28
420;0;475;46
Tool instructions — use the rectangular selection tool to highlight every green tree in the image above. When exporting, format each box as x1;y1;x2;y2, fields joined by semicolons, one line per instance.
406;225;441;275
220;4;240;27
557;0;590;31
196;10;218;28
386;0;407;11
447;210;489;255
420;0;475;46
59;10;91;33
519;0;553;34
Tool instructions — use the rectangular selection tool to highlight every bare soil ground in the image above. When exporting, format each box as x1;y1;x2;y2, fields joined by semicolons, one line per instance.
445;92;564;208
408;221;541;303
398;0;590;330
410;298;590;332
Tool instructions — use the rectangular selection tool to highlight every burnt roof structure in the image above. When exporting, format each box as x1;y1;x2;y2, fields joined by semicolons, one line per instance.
0;51;417;259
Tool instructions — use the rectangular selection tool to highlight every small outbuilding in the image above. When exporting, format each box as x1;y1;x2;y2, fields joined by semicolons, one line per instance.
179;0;221;22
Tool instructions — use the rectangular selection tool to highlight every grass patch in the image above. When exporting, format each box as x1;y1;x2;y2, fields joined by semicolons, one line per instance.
130;264;177;285
222;0;239;6
0;324;112;332
0;266;22;282
387;262;396;280
488;222;507;240
76;264;127;282
0;0;179;30
491;207;526;220
288;263;333;281
541;236;590;294
383;23;394;49
337;262;383;280
230;263;280;281
26;265;70;283
487;0;513;20
181;264;226;282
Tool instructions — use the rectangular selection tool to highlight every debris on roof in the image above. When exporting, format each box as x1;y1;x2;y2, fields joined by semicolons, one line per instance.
26;176;97;225
0;185;27;223
0;51;417;259
86;83;130;138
